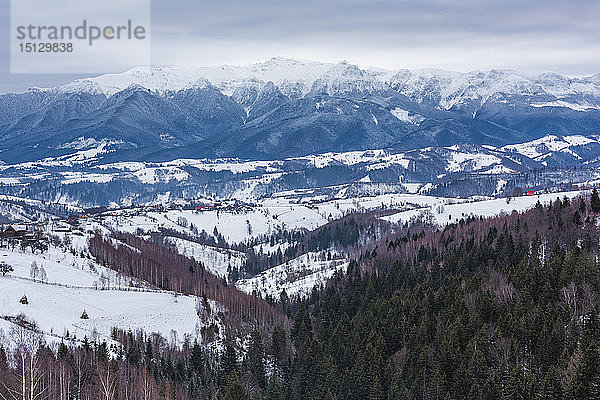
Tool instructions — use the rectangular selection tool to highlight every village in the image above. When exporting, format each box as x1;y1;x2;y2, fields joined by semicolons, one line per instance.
0;223;48;252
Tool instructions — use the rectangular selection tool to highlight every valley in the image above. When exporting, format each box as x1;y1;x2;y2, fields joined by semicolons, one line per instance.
0;186;586;352
1;58;600;399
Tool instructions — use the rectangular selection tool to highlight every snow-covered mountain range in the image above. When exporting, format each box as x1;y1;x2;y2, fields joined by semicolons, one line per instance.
57;58;600;101
1;58;599;165
0;133;598;207
0;58;599;204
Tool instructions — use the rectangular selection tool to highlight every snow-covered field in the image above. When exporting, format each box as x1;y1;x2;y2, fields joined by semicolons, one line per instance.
0;275;215;346
165;237;247;279
102;207;326;244
1;241;138;289
236;252;348;299
101;193;464;245
501;135;598;161
382;191;583;225
0;228;223;349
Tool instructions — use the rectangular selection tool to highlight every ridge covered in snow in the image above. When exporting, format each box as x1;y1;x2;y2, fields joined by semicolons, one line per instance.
46;58;600;108
1;133;599;206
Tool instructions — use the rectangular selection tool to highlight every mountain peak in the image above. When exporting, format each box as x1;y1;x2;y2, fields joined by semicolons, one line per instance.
32;59;599;102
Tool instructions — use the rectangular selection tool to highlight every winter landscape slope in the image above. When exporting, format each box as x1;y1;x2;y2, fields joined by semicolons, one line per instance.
0;225;224;351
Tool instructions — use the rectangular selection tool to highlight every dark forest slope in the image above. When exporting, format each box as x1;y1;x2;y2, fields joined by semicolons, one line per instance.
287;193;600;400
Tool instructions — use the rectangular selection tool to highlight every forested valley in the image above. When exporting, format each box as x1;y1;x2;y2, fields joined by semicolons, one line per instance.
3;194;600;399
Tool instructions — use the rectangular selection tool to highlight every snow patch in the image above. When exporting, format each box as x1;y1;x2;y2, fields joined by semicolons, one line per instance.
390;108;425;125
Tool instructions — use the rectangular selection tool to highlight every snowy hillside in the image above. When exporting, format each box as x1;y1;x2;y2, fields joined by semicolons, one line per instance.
1;239;139;289
382;190;583;226
0;222;228;349
165;236;247;279
101;206;327;244
2;133;599;206
501;135;597;163
236;252;348;299
0;276;219;346
98;192;466;246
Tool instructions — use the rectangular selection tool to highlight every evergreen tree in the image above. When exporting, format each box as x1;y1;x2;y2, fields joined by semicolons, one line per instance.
0;346;8;373
592;189;600;213
245;328;266;389
291;304;312;348
190;340;204;375
223;372;249;400
271;323;287;368
145;338;153;362
589;371;600;400
579;198;587;214
221;342;239;386
265;372;285;400
369;374;385;400
572;210;582;225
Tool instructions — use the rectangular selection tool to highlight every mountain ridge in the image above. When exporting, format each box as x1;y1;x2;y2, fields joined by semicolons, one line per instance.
1;58;599;164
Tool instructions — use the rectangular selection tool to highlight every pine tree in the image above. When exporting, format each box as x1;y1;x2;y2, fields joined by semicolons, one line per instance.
320;356;340;400
271;323;287;368
369;374;384;400
0;345;8;373
502;364;523;400
246;328;266;389
190;340;204;375
579;198;587;214
265;372;285;400
572;211;582;225
223;371;249;400
221;342;239;386
145;338;153;362
592;189;600;213
589;371;600;400
57;342;70;361
291;304;312;348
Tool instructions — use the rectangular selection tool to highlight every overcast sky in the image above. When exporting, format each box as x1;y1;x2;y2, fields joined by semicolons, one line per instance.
1;0;599;93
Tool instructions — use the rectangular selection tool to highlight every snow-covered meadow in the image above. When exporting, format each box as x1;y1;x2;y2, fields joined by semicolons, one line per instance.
236;252;348;299
382;190;583;225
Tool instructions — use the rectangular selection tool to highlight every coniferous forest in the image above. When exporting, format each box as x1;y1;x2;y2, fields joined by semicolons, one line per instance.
3;194;600;399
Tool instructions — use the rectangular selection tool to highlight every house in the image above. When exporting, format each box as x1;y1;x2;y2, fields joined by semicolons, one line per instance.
3;224;27;237
52;222;72;233
527;191;535;196
3;226;16;237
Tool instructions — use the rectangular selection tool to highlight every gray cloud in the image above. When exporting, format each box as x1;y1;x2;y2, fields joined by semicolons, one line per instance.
1;0;599;92
148;0;600;74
